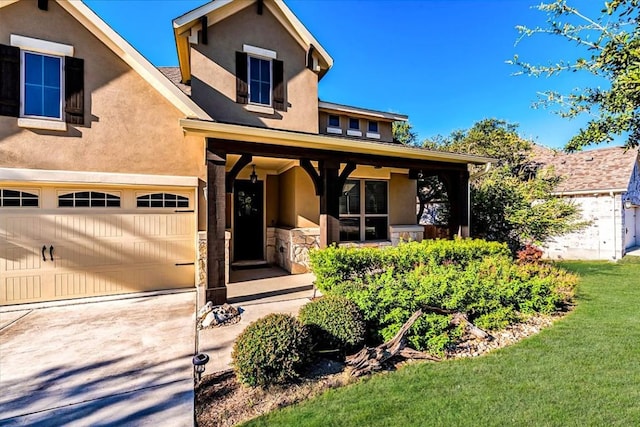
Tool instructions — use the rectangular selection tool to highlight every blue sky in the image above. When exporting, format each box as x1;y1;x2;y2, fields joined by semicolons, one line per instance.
84;0;612;149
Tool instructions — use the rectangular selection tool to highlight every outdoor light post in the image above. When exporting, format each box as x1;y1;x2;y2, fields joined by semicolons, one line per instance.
192;353;210;383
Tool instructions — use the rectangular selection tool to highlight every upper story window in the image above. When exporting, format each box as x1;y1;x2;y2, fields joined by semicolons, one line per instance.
137;193;189;208
236;45;284;112
328;115;340;128
58;191;121;208
23;52;62;119
0;35;84;131
0;189;39;207
347;117;362;137
367;120;381;139
248;56;271;106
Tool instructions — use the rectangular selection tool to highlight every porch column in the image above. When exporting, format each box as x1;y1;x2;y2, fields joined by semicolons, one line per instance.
319;161;341;247
207;150;227;304
443;170;470;238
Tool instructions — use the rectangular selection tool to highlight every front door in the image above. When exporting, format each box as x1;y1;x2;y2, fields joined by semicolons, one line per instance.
233;180;264;261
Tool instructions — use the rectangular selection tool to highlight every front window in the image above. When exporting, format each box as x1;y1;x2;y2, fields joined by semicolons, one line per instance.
248;56;271;105
339;179;388;241
22;52;62;119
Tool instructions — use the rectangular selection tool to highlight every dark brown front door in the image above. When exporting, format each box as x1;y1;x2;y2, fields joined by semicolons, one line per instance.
233;180;264;261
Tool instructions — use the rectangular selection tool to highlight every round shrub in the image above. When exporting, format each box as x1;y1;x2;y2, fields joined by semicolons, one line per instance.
299;295;366;354
231;313;311;387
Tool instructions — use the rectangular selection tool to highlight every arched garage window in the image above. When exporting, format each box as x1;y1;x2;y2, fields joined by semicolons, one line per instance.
58;191;120;207
0;189;39;207
136;193;189;208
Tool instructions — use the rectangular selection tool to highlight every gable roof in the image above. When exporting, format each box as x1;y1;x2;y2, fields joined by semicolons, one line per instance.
0;0;211;120
534;145;638;194
172;0;333;84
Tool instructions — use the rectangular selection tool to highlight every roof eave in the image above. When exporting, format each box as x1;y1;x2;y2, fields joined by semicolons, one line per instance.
179;119;495;165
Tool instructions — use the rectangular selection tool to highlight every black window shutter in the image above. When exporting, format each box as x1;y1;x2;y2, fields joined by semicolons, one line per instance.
0;44;20;118
272;59;284;111
236;51;248;104
64;56;84;125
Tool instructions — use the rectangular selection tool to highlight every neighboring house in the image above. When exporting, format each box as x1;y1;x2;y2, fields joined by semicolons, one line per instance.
534;145;640;260
0;0;492;307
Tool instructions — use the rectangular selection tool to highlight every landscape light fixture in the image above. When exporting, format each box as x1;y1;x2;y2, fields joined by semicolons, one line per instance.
192;353;210;383
250;165;258;184
624;200;633;209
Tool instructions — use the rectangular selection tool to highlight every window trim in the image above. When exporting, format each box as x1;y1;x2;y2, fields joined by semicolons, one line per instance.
0;188;40;208
339;179;389;242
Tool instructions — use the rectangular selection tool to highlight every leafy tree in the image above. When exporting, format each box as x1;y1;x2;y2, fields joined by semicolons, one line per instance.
411;119;587;251
392;121;418;145
511;0;640;151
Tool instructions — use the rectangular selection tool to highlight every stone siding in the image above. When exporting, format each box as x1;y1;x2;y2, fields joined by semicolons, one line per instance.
389;225;425;245
272;227;320;274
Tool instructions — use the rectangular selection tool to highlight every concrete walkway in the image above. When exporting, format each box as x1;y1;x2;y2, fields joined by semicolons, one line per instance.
0;291;196;426
198;268;316;373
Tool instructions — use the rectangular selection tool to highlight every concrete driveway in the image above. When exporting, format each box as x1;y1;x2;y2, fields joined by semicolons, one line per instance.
0;291;196;426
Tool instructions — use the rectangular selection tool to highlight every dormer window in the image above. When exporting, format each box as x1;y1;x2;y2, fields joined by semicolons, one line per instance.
347;117;362;137
327;114;341;134
366;121;380;139
236;44;284;112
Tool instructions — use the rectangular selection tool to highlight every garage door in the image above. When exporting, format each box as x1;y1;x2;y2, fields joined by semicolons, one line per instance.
0;187;196;305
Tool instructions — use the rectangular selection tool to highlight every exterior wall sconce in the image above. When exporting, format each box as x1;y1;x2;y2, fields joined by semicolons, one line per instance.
624;200;633;209
250;165;258;184
192;352;210;383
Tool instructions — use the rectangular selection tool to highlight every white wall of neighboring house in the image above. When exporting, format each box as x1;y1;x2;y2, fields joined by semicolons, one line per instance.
543;193;625;261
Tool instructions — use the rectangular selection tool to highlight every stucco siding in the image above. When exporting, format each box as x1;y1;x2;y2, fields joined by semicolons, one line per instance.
190;5;318;133
543;194;625;260
278;167;296;227
389;173;417;225
294;167;319;227
0;1;205;179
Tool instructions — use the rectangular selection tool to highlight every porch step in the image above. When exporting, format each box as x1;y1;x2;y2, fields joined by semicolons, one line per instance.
231;260;269;270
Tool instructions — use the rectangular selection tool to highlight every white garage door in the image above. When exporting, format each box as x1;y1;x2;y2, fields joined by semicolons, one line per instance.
0;187;196;305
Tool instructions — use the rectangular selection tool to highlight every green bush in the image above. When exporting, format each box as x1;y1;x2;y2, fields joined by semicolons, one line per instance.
299;296;366;355
312;239;577;355
231;313;311;387
310;238;511;293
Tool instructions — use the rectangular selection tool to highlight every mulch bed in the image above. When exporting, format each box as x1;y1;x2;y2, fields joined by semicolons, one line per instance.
195;309;572;427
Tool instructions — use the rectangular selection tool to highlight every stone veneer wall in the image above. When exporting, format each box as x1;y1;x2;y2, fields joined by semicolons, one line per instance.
197;231;231;289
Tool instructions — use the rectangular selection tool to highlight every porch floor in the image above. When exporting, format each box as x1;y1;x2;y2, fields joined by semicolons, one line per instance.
227;266;317;305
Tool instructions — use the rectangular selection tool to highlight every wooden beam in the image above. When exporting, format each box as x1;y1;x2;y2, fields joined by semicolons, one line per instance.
225;154;252;193
257;0;263;15
37;0;47;11
206;139;467;172
300;159;322;195
338;162;356;189
200;16;208;45
439;170;470;238
319;161;341;248
207;150;227;305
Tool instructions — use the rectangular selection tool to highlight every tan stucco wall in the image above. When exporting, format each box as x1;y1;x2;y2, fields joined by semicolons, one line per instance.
191;5;318;133
318;111;394;143
294;167;319;227
0;1;205;178
389;173;417;225
266;174;279;227
278;168;296;227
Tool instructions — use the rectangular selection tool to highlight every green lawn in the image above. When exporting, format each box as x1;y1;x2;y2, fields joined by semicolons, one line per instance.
244;259;640;426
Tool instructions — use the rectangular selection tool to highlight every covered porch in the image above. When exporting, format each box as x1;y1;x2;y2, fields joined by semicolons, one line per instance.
180;119;492;305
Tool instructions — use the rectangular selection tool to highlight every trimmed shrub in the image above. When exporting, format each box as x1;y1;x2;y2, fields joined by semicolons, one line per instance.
299;295;366;355
231;313;311;387
312;239;578;355
310;238;511;293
